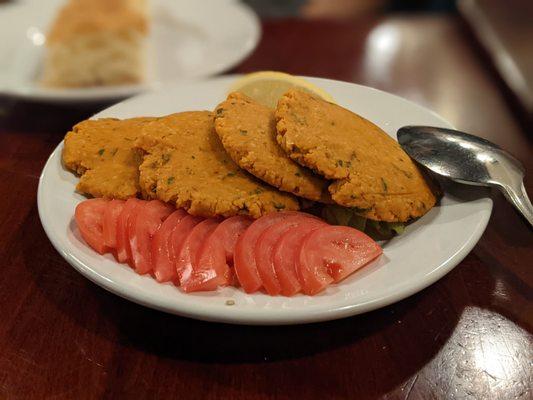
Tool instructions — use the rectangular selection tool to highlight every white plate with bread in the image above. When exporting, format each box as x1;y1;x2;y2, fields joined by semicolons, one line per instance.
0;0;260;102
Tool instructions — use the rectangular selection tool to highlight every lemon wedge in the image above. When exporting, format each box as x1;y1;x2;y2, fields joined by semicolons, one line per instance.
229;71;334;109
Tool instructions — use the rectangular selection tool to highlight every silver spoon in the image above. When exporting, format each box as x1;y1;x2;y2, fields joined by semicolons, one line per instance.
397;126;533;227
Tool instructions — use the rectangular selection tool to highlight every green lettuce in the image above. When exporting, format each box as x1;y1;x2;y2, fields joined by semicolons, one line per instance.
320;204;406;240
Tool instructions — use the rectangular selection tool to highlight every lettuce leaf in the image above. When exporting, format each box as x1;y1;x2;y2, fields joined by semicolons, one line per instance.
321;204;406;240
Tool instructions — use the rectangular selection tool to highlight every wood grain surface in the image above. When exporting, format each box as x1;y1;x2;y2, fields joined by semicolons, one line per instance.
0;14;531;400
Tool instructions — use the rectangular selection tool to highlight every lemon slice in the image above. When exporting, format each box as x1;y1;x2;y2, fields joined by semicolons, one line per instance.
229;71;334;109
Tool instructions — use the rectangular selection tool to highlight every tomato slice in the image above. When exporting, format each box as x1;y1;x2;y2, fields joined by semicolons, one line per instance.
298;226;383;295
129;200;173;275
234;211;315;293
255;214;321;295
116;198;142;263
215;216;253;265
103;199;125;249
183;216;252;292
152;209;188;282
169;215;204;280
267;219;326;296
176;219;219;287
75;198;109;255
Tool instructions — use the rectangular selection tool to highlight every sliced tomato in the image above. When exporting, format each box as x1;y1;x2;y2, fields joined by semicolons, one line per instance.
129;200;173;275
184;216;252;292
75;198;109;255
103;199;125;249
268;219;326;296
215;216;253;264
176;219;219;287
169;215;204;280
234;211;316;293
298;226;383;295
255;214;321;295
116;198;142;263
152;209;188;282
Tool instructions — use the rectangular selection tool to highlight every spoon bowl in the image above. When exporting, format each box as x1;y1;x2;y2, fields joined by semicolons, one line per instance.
398;126;532;227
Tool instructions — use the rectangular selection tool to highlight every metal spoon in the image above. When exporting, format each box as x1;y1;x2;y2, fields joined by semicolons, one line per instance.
397;126;533;227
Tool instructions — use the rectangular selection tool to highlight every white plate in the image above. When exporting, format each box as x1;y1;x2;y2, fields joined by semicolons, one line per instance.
37;76;492;325
0;0;260;102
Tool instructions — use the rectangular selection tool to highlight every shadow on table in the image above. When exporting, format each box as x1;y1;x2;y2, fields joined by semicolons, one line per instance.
19;204;532;398
0;96;115;134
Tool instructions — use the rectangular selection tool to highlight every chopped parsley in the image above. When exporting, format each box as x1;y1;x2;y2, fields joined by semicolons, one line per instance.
167;177;175;185
97;148;105;156
381;178;388;192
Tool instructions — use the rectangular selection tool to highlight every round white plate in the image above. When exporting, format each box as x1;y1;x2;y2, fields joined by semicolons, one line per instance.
38;76;492;325
0;0;260;102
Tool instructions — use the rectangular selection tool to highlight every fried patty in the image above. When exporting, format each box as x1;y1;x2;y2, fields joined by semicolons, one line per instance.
214;92;330;202
275;89;437;222
136;111;299;218
62;117;154;199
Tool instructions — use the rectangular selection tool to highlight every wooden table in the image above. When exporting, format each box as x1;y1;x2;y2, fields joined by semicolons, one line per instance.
1;15;531;400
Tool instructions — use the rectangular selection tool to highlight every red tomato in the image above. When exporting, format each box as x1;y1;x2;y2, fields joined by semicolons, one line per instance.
129;200;173;275
176;219;219;287
255;214;321;295
234;211;314;293
152;209;188;283
103;199;125;249
298;226;383;295
215;216;253;265
116;198;142;263
75;199;109;255
268;219;326;296
169;215;204;279
184;216;252;292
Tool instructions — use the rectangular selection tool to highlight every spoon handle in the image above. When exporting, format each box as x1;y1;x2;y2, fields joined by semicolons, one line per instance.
499;181;533;228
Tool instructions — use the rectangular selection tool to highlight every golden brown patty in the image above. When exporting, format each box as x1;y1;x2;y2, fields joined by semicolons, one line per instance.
214;92;330;202
136;111;298;218
275;89;437;222
62;117;154;199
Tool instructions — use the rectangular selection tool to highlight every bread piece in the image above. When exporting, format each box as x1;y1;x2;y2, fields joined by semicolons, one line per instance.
136;112;299;218
275;89;438;222
62;117;155;199
42;0;149;87
214;92;331;202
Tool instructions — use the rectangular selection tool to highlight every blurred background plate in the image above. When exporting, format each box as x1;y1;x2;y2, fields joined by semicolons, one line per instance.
0;0;260;103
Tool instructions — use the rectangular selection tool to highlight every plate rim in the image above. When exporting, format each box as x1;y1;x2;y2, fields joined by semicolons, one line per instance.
37;76;493;325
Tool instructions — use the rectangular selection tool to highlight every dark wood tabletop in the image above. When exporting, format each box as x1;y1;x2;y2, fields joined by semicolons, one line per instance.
1;14;532;400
